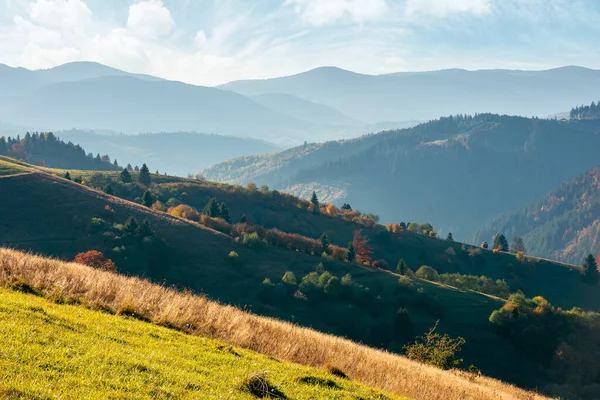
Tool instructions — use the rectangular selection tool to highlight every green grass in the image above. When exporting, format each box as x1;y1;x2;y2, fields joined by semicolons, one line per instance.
0;287;403;399
0;158;29;177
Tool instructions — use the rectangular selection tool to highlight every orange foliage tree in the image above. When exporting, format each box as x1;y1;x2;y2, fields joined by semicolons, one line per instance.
353;230;373;265
167;204;201;222
73;250;117;272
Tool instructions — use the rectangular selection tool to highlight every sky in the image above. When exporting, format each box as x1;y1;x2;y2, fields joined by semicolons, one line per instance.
0;0;599;86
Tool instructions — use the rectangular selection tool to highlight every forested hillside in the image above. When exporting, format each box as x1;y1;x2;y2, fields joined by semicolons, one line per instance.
204;114;600;238
474;165;600;265
0;132;118;171
2;156;600;398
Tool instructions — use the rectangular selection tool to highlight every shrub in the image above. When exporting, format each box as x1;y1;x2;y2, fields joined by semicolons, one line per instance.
415;266;440;282
73;251;117;272
404;321;466;370
228;251;239;258
241;232;264;249
282;271;297;285
240;371;285;398
516;251;526;262
398;276;415;291
372;259;389;270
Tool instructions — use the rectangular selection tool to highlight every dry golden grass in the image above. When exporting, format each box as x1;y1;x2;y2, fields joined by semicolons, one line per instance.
0;248;552;400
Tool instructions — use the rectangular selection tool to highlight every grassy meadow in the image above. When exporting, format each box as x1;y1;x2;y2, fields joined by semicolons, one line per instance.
0;248;550;400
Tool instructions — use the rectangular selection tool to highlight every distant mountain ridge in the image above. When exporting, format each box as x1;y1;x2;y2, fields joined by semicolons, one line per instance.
204;114;600;238
220;66;600;123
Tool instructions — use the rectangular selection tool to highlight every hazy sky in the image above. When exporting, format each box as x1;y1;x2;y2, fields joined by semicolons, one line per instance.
0;0;599;86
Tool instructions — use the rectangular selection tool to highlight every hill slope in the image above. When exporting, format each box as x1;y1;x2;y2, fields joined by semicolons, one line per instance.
2;156;600;396
0;249;555;400
0;287;401;400
473;165;600;265
221;66;600;123
204;114;600;237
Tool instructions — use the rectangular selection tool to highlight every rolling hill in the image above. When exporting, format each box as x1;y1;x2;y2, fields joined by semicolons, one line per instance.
473;165;600;265
221;66;600;123
203;114;600;238
0;250;555;400
2;155;600;397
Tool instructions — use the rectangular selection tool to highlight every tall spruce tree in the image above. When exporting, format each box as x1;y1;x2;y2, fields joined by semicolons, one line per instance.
446;232;454;242
142;190;153;207
64;171;71;180
320;233;330;254
310;191;320;214
218;202;231;223
138;163;151;186
582;254;599;284
204;197;220;218
120;168;132;183
396;259;408;275
347;242;355;262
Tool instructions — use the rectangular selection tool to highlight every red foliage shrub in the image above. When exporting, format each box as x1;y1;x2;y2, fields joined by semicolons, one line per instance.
73;250;117;272
330;245;348;261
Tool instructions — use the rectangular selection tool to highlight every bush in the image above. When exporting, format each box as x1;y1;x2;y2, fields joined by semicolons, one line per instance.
228;251;239;258
167;204;201;222
372;259;389;270
282;271;297;285
415;266;440;282
404;321;466;370
398;276;415;291
241;232;264;249
73;250;117;272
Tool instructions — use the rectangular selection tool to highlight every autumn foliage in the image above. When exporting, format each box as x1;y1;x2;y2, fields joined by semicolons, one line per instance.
353;230;373;265
73;250;117;272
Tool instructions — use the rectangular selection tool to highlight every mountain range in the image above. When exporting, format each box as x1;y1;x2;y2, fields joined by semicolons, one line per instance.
204;114;600;239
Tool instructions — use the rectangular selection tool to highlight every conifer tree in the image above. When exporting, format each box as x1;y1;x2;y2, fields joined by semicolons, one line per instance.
320;233;330;254
64;171;71;180
218;202;231;223
104;184;114;195
493;234;509;252
512;237;526;254
347;242;355;262
120;168;132;183
138;219;154;238
446;232;454;242
239;214;247;224
142;190;153;207
138;163;151;186
124;216;138;234
396;259;408;275
204;197;220;218
582;254;599;284
311;191;320;214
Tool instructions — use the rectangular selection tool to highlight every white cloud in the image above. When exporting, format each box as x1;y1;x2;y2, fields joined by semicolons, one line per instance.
287;0;388;26
405;0;492;17
127;0;175;40
28;0;92;29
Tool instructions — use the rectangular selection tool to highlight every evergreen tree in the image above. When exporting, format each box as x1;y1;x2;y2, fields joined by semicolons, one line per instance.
347;242;355;262
0;137;6;155
142;190;153;207
341;203;352;211
218;202;231;223
124;216;138;234
396;259;408;275
239;214;247;224
446;232;454;242
120;168;132;183
310;191;320;213
493;234;509;252
134;165;140;172
582;254;599;284
320;233;330;254
138;219;154;238
204;197;220;218
64;171;71;180
512;237;527;254
138;163;151;186
126;163;133;171
104;184;114;195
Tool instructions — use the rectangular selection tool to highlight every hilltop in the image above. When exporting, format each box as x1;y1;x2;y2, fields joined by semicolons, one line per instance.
474;164;600;265
203;114;600;237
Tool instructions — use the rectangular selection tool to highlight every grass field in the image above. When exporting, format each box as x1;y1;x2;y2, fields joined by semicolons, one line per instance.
0;248;550;400
0;158;29;177
0;287;402;399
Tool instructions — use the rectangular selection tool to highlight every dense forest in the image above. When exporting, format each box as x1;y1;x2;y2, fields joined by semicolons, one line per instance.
0;132;119;171
570;100;600;120
205;114;600;238
474;165;600;265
